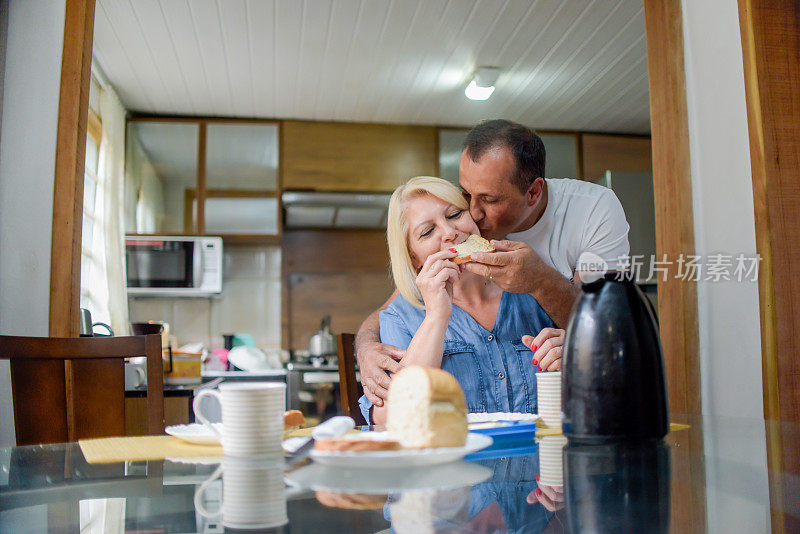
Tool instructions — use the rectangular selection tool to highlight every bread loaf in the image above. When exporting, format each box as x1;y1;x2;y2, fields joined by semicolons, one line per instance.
386;366;468;448
452;234;495;265
390;487;470;533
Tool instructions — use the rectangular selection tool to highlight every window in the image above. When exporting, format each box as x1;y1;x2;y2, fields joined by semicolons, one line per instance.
80;88;105;320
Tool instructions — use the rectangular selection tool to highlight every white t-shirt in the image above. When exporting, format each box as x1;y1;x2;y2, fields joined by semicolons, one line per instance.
506;178;630;282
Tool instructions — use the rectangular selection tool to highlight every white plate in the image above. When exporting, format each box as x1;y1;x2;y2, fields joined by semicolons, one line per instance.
309;432;493;468
165;423;223;445
466;412;541;424
286;460;492;494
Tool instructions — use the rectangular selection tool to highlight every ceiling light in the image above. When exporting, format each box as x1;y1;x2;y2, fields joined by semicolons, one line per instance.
465;67;500;101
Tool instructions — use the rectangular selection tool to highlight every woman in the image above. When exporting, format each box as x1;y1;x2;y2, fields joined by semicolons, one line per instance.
360;177;565;425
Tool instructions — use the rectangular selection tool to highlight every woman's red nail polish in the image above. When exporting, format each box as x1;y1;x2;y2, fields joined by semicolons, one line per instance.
538;366;542;372
536;474;540;481
532;359;538;366
448;248;457;253
535;488;542;497
532;344;538;351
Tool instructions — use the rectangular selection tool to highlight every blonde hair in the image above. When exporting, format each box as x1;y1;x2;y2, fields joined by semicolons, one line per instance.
387;176;469;309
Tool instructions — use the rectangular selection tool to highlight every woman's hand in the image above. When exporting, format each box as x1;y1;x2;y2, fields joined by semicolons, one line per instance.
526;481;565;512
522;328;565;372
415;250;459;317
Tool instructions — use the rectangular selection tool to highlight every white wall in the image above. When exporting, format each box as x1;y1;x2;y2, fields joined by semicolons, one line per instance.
0;0;66;447
682;0;763;420
682;0;770;530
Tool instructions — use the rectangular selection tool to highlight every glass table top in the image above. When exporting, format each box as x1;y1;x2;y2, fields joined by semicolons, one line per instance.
0;414;798;533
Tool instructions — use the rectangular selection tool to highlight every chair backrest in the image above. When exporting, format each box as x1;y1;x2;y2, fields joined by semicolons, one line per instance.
336;333;366;425
0;334;164;445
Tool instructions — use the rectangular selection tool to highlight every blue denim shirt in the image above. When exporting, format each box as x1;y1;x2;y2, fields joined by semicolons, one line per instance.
359;292;555;423
383;455;555;533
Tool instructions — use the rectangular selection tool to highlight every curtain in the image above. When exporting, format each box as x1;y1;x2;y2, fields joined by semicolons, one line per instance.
97;82;130;335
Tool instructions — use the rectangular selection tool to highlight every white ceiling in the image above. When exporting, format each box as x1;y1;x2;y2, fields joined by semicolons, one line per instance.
93;0;650;134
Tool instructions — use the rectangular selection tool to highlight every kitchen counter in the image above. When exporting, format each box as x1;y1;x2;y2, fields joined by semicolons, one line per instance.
125;384;198;397
202;369;287;378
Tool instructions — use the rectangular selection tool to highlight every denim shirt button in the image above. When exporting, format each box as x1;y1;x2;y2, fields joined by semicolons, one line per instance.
487;334;494;341
498;372;505;379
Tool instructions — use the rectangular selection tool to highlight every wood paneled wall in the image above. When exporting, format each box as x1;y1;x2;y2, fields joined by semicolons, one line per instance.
281;230;393;350
281;120;438;192
738;1;800;531
581;133;653;181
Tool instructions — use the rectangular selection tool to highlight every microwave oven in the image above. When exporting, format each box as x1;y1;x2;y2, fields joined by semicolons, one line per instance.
125;236;223;297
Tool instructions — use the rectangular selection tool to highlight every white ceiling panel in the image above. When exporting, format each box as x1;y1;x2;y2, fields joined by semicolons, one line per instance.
93;0;651;134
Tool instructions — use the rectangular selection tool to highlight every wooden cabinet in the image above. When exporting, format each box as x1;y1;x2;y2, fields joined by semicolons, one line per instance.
282;120;438;192
281;229;392;351
125;393;193;436
581;133;652;181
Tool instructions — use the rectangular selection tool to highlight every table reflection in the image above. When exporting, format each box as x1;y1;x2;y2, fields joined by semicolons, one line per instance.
564;440;670;533
2;416;797;532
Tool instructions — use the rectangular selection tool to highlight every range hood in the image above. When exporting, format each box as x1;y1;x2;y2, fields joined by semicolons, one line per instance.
282;191;391;229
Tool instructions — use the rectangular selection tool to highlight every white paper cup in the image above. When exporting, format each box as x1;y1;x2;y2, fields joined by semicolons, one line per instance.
536;371;562;428
193;382;286;455
537;435;568;487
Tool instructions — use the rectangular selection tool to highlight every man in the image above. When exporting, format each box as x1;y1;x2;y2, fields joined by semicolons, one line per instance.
356;119;630;407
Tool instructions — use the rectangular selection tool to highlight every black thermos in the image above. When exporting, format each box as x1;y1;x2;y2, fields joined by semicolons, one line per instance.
561;273;668;442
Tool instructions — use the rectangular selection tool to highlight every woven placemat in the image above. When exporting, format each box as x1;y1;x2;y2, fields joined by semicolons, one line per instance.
79;435;223;464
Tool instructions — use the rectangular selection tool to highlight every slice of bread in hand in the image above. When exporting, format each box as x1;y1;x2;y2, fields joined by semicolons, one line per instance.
452;234;495;265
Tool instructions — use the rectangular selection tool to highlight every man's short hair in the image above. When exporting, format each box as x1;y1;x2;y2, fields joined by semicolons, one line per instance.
463;119;546;192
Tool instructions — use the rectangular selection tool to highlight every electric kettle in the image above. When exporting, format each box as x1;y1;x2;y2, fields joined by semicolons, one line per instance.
561;272;668;442
308;315;336;358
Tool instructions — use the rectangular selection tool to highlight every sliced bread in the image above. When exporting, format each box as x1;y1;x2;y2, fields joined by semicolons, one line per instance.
452;234;495;265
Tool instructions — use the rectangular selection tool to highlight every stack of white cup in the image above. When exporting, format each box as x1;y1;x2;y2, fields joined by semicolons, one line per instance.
194;382;285;455
537;435;568;487
195;457;288;529
536;371;562;428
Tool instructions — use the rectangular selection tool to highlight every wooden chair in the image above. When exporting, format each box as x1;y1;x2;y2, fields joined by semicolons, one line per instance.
0;334;165;445
336;333;367;425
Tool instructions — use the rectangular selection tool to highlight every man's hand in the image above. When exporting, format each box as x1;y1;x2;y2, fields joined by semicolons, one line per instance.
462;240;542;294
465;239;579;328
356;340;405;407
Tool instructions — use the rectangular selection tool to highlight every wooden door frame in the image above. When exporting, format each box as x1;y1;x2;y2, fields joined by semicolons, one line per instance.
50;0;95;338
45;0;97;445
738;1;800;531
643;3;706;532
